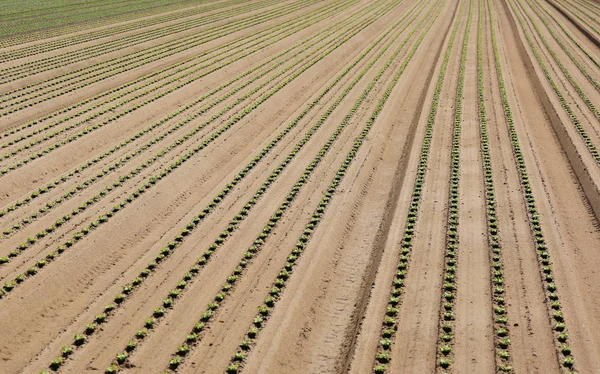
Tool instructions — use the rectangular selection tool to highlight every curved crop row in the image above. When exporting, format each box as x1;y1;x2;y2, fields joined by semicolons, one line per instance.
555;0;600;32
529;0;600;71
524;0;600;93
512;0;600;121
0;0;403;299
506;0;600;168
0;0;387;241
0;0;330;115
434;2;471;372
219;4;449;374
477;1;514;370
0;0;250;63
489;0;576;369
38;2;416;370
368;1;462;372
567;0;600;19
0;0;355;175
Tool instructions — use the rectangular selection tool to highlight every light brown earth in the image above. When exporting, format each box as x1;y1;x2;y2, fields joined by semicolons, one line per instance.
1;0;600;373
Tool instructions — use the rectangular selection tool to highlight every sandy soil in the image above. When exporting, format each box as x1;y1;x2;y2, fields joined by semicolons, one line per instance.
1;0;600;373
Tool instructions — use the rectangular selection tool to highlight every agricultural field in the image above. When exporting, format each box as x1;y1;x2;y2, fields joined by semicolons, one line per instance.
1;0;600;372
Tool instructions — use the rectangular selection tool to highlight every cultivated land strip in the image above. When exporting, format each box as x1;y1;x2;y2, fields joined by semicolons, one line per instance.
0;0;354;172
0;0;285;82
490;0;577;370
0;0;252;63
2;0;600;372
0;0;397;296
0;0;218;39
97;0;436;370
433;1;472;372
0;0;387;259
364;1;462;372
0;0;327;118
476;0;514;370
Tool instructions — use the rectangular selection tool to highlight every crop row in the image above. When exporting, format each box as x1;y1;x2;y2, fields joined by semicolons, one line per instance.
565;0;600;19
555;0;600;34
369;1;461;372
0;29;343;244
0;0;329;114
0;0;401;300
0;0;388;224
553;0;600;39
524;0;600;93
0;0;343;154
509;2;600;165
512;0;600;121
477;0;514;370
219;4;448;374
0;0;284;82
0;0;225;48
0;0;212;39
0;0;327;113
112;16;414;368
129;0;434;370
0;0;356;145
1;0;144;18
434;1;471;371
1;0;162;20
0;0;249;63
0;0;355;175
529;0;600;71
39;2;413;369
507;0;600;168
489;0;576;369
0;0;386;242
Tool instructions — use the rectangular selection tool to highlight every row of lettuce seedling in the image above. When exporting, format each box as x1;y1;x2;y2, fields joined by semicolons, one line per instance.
523;0;599;93
156;3;445;371
0;0;355;174
0;0;360;150
368;0;461;371
39;4;414;370
0;0;235;49
512;0;600;120
0;0;307;83
0;0;336;122
0;0;289;110
111;16;418;368
507;0;600;167
2;0;281;71
0;0;398;299
0;0;250;63
0;0;334;110
489;0;576;369
0;0;214;43
434;1;471;371
0;22;327;225
528;0;600;71
0;0;390;247
477;1;513;370
553;0;600;36
0;0;370;172
220;4;449;373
